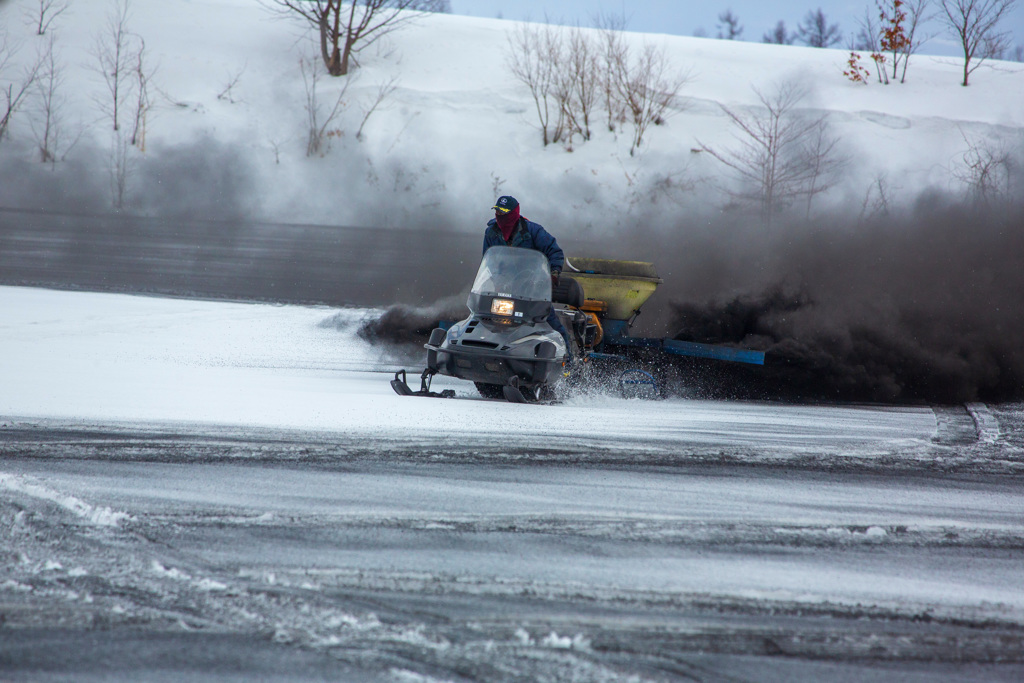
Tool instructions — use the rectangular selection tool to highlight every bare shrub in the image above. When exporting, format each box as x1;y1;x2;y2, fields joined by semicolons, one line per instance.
861;172;897;219
953;131;1017;206
217;65;246;103
594;12;628;133
699;81;846;226
556;25;599;145
300;54;350;156
506;16;686;155
613;43;689;156
506;21;563;146
355;75;398;141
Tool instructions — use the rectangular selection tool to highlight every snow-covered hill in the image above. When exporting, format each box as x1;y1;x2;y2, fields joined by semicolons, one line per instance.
1;0;1022;229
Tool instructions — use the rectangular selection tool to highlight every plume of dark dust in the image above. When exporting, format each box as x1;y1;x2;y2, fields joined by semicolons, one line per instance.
0;139;480;306
363;189;1024;405
356;294;466;347
637;195;1024;404
7;137;1022;406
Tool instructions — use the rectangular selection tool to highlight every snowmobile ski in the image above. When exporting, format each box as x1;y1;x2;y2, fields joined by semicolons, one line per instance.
501;376;531;404
391;369;455;399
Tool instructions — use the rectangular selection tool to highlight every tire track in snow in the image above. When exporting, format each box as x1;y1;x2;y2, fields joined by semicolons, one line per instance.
967;402;1002;444
0;472;131;526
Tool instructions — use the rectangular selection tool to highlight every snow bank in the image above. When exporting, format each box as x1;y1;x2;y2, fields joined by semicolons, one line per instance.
0;0;1021;229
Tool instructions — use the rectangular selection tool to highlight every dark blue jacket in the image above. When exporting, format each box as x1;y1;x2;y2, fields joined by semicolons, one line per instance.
483;217;564;274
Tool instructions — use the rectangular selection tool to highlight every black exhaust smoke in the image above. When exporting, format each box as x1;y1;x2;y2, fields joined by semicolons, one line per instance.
354;191;1024;405
656;197;1024;404
357;296;466;346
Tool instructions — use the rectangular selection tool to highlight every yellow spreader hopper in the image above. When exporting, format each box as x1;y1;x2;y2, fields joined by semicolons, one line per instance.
565;257;663;321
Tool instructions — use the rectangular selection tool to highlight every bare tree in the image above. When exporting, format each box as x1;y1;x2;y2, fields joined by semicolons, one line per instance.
30;35;62;163
878;0;911;82
268;0;448;77
939;0;1019;85
92;0;152;160
895;0;934;83
25;0;70;36
128;36;154;150
716;10;743;40
300;55;351;156
796;9;842;48
854;8;889;82
699;81;845;226
875;0;933;84
93;0;134;132
763;21;794;45
613;43;689;156
980;35;1007;57
110;129;129;209
854;9;880;50
507;22;562;146
1;35;43;142
800;118;847;217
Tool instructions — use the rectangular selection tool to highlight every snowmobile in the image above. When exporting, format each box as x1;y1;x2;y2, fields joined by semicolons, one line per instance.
391;246;766;403
391;246;586;403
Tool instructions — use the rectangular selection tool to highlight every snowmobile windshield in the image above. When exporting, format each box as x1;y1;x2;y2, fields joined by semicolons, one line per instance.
471;247;551;302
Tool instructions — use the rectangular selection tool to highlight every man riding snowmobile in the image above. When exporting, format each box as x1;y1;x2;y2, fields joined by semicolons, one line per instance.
484;196;572;352
391;244;587;402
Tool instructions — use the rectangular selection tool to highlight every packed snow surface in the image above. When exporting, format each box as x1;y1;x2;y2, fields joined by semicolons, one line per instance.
2;286;1024;681
0;285;938;448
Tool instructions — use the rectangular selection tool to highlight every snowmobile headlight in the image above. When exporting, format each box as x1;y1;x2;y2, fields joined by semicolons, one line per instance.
490;299;515;316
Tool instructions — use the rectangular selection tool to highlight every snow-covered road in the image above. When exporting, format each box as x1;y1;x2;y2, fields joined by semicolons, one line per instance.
2;286;1024;681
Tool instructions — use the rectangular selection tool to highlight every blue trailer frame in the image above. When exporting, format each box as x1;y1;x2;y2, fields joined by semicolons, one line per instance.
598;318;765;366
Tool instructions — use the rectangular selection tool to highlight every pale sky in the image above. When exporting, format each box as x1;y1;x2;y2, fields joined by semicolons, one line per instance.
449;1;1024;57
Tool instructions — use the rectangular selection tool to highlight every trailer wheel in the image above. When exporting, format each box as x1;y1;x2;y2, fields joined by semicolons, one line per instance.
474;382;504;399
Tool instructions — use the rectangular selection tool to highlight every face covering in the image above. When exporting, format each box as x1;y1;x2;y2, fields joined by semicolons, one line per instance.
495;205;520;241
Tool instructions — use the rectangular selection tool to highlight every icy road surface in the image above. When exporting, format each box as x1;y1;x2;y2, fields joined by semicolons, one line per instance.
2;286;1024;681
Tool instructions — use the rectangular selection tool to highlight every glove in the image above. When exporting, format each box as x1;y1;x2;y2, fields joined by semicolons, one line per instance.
550;271;560;287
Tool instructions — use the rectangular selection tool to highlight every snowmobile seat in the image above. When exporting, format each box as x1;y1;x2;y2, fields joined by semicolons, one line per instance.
552;276;584;309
